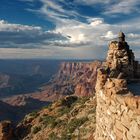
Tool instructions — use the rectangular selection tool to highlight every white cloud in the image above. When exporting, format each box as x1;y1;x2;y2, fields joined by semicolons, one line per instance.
75;0;140;15
53;17;140;59
55;18;108;46
34;0;140;49
127;33;140;39
101;31;117;40
104;0;140;15
38;0;81;24
0;19;67;48
0;20;41;32
90;18;103;26
2;0;140;59
1;16;140;59
19;0;34;2
74;0;111;5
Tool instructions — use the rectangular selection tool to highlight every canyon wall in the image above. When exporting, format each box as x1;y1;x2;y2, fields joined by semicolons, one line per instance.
39;61;101;99
95;34;140;140
59;61;101;96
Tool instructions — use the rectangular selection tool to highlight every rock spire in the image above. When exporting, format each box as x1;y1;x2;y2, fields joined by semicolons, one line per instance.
105;32;139;80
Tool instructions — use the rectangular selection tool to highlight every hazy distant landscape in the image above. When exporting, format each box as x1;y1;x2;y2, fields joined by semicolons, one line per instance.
0;59;95;99
0;59;61;98
0;58;139;99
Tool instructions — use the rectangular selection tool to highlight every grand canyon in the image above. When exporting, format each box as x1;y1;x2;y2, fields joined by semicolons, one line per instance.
0;59;101;123
0;32;140;140
0;0;140;139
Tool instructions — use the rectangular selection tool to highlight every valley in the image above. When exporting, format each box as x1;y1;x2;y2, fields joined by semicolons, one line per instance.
0;59;101;123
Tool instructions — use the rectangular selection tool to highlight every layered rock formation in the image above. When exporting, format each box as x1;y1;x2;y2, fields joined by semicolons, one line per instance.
58;61;101;96
33;61;101;101
95;32;140;140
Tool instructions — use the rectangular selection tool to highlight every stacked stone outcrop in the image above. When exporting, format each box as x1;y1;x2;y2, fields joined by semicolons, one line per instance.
95;32;140;140
105;32;139;79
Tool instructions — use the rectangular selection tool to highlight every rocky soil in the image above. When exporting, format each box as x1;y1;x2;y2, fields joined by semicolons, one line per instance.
0;95;97;140
15;96;96;140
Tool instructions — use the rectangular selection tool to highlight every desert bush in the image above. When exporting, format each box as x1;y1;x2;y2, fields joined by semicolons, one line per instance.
51;119;65;128
61;132;71;140
67;117;88;133
32;126;41;134
60;96;78;107
58;96;78;116
76;97;90;104
58;106;71;115
29;111;38;118
41;114;56;127
48;132;59;140
42;103;52;109
89;108;96;114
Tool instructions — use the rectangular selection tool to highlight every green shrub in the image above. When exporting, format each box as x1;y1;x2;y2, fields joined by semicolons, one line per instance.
58;96;90;116
89;108;96;114
48;132;59;140
41;114;56;127
32;126;41;134
67;117;88;133
29;111;38;117
70;97;90;109
61;132;71;140
51;119;61;128
58;106;71;115
42;103;52;109
60;96;78;107
77;97;90;104
51;119;67;128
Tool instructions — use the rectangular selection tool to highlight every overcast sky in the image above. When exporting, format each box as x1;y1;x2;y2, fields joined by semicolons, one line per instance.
0;0;140;59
